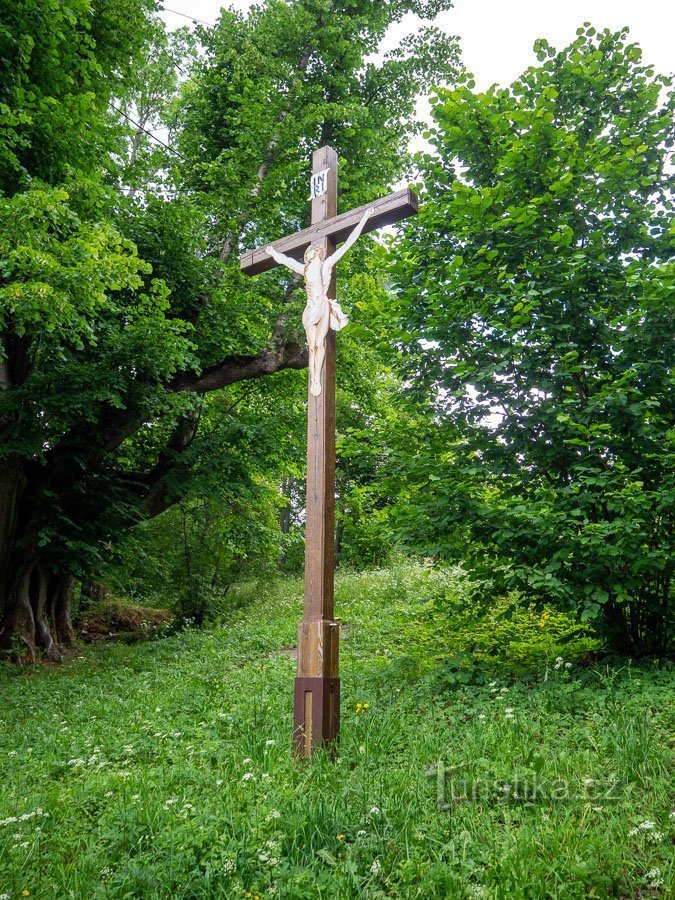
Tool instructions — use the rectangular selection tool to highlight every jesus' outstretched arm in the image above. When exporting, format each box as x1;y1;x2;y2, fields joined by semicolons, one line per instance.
264;245;305;276
323;207;374;274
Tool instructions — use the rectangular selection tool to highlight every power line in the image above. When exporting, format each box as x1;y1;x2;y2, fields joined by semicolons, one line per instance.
167;50;187;77
160;6;215;27
111;103;190;163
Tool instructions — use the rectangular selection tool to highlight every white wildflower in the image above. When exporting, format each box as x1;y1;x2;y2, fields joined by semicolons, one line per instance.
0;817;18;826
268;857;279;866
242;772;255;782
564;662;572;669
478;714;486;720
265;739;275;746
105;791;114;798
216;779;223;786
242;758;252;764
628;820;658;837
500;687;509;693
370;859;382;875
369;806;381;816
505;708;514;714
357;830;367;836
646;867;663;888
266;810;281;821
466;886;488;899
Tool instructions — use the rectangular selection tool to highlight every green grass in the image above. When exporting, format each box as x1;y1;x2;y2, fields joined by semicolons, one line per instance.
0;563;673;898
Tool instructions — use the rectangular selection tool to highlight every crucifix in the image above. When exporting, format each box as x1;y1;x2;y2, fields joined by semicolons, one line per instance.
240;146;418;758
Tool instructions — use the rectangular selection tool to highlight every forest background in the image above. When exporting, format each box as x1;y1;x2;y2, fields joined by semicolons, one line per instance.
0;0;673;661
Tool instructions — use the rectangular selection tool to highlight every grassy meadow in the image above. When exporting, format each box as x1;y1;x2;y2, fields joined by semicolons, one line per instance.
0;564;673;898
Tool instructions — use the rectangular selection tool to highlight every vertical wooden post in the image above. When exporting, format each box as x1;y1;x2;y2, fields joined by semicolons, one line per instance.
293;146;340;757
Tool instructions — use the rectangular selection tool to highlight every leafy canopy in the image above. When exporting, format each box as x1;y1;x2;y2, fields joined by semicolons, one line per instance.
388;26;675;654
1;0;459;588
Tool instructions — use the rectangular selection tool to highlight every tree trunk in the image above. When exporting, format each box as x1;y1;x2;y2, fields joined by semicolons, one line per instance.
1;553;74;663
601;583;672;657
279;477;293;535
0;458;23;598
1;561;75;663
0;460;74;662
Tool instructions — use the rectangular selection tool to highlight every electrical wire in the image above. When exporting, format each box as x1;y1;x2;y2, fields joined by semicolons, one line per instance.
160;6;215;27
110;102;190;163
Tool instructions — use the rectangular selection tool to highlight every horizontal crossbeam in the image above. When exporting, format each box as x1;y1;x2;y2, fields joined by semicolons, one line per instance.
239;188;418;276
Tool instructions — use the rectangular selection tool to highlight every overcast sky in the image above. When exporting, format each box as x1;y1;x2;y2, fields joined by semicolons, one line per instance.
159;0;674;90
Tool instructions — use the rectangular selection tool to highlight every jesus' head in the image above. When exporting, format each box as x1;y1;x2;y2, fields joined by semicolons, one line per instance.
304;242;325;264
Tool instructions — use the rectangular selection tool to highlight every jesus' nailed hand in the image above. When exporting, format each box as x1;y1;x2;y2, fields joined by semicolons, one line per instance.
265;206;374;397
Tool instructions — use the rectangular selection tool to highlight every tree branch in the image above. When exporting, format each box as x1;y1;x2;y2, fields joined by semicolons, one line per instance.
167;332;307;394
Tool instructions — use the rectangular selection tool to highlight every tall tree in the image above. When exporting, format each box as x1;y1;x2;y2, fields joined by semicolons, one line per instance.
0;0;458;659
389;26;674;655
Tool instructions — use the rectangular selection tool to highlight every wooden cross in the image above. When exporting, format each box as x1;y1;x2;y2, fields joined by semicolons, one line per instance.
240;145;418;758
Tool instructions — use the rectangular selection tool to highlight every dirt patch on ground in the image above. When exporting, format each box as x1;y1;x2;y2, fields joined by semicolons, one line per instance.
79;600;174;642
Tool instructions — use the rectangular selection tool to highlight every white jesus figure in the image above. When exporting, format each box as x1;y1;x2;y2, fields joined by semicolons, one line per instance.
265;207;374;397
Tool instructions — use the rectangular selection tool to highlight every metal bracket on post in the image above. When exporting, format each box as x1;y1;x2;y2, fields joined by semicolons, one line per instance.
293;675;340;757
293;617;339;757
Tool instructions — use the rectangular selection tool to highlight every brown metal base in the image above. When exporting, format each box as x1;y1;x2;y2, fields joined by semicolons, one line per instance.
293;676;340;758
